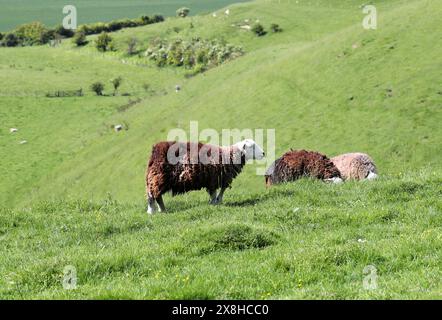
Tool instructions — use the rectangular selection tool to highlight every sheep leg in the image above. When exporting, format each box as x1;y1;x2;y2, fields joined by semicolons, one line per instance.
147;193;157;215
156;195;166;213
208;190;218;205
216;188;227;204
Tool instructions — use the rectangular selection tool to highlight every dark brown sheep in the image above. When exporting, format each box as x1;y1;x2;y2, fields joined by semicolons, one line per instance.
265;150;342;186
146;139;265;214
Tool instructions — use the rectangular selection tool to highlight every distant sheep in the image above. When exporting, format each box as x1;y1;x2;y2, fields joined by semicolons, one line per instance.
331;153;378;181
265;150;342;186
146;139;265;214
10;128;18;133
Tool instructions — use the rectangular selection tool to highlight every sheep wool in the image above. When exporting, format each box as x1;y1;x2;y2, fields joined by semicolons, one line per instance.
331;153;378;180
146;140;265;214
265;150;342;186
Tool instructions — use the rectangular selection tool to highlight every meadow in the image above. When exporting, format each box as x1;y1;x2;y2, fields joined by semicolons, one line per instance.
0;0;441;299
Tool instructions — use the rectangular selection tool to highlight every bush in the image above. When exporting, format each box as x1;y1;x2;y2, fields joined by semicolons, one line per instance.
251;23;266;36
55;25;75;38
42;29;57;44
146;38;243;74
1;14;165;48
73;32;88;46
152;15;165;23
14;22;49;45
91;82;105;96
176;7;190;18
3;33;19;47
127;38;138;55
110;76;123;96
96;32;113;52
270;23;283;33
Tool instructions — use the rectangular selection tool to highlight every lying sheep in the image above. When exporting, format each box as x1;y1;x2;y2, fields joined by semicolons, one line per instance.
146;139;265;214
330;153;378;180
265;150;342;186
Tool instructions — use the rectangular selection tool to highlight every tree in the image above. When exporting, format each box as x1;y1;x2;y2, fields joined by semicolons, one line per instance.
127;38;138;55
110;77;123;96
251;23;266;36
140;16;151;25
3;33;19;47
14;22;49;45
73;32;88;46
95;32;113;52
270;23;282;33
55;25;75;38
176;7;190;18
91;82;105;96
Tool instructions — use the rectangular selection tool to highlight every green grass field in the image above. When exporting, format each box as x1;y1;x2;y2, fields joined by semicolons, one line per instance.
0;0;250;31
0;0;441;299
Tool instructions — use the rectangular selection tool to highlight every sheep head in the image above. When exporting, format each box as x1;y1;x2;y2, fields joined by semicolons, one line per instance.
234;139;265;161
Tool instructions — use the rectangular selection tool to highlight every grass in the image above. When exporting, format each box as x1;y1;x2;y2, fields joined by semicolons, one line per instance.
1;171;440;299
0;0;441;299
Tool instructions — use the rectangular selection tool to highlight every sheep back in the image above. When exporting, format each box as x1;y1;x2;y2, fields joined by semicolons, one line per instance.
265;150;341;185
146;141;244;198
331;153;377;180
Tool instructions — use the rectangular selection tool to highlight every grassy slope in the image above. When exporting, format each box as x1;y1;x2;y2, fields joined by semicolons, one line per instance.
0;0;441;299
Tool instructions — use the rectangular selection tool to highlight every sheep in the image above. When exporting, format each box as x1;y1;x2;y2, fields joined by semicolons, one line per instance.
145;139;265;214
10;128;18;133
330;153;378;181
265;150;342;186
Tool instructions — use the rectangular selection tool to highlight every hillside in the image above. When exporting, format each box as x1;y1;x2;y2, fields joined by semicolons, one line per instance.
0;0;441;299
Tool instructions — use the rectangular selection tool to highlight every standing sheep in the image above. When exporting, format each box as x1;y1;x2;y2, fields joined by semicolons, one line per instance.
265;150;342;186
146;139;265;214
330;153;378;181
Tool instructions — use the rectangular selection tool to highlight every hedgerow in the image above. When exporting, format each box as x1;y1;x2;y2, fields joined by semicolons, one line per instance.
0;15;164;48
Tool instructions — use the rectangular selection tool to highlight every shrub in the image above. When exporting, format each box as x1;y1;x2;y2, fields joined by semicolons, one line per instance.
140;16;151;25
270;23;282;33
251;23;266;36
176;7;190;18
3;33;19;47
142;83;150;92
146;38;243;74
152;15;165;23
55;25;75;38
127;38;138;55
91;82;105;96
42;29;57;44
96;32;113;52
1;14;165;48
14;22;49;45
110;76;123;96
73;32;88;46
